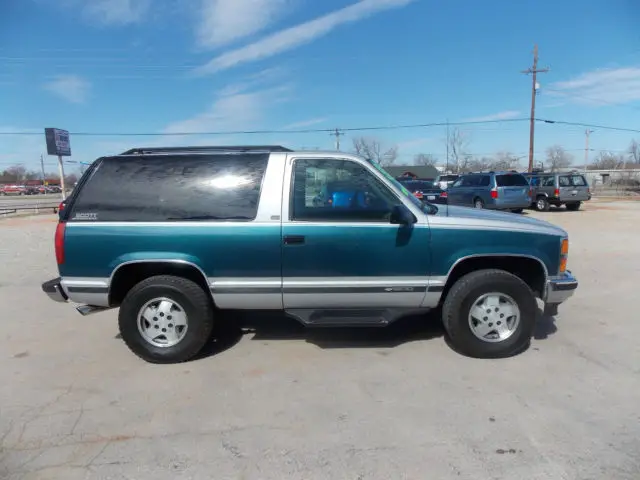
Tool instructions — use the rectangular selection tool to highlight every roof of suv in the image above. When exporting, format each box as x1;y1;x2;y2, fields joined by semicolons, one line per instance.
119;145;293;155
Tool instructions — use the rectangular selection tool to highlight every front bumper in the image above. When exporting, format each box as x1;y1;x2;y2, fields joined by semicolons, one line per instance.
42;277;68;303
545;270;578;305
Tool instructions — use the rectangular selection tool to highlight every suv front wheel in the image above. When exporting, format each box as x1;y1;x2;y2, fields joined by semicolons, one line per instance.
118;275;215;364
441;269;537;358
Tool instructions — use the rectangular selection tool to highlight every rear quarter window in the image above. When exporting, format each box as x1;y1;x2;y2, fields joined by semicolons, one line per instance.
68;154;269;222
496;174;529;187
570;175;587;186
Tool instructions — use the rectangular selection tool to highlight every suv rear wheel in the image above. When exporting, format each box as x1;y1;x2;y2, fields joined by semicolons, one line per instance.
473;198;484;209
535;196;550;212
441;269;537;358
118;275;214;364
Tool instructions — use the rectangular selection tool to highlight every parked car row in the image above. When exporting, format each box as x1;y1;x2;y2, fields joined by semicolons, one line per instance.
0;184;63;195
397;170;591;213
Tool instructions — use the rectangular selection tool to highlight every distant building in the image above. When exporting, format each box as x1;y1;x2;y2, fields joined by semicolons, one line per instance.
384;165;439;180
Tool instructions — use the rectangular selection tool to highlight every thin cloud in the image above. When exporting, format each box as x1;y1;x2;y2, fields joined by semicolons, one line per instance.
44;75;91;104
72;0;152;25
197;0;292;48
465;110;522;123
195;0;415;74
282;117;327;129
548;67;640;106
163;82;291;134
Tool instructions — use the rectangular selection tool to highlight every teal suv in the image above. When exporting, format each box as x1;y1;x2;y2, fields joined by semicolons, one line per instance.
42;146;578;363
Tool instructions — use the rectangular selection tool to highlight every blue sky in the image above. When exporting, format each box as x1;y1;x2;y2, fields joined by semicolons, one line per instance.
2;0;640;173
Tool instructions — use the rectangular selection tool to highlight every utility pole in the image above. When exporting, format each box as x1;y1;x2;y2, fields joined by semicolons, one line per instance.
40;154;46;183
584;129;593;173
522;44;549;172
445;119;450;173
330;128;344;151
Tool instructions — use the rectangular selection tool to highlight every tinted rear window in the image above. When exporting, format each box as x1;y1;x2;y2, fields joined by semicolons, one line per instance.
405;181;436;191
496;174;528;187
439;175;458;181
69;154;268;222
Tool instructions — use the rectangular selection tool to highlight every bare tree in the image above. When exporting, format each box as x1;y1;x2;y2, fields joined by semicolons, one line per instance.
466;157;493;172
4;165;27;182
413;153;437;167
352;137;398;166
628;140;640;164
491;151;520;171
590;151;625;170
446;128;471;172
546;145;573;172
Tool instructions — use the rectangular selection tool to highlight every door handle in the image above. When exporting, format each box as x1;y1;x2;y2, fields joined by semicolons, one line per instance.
283;235;305;245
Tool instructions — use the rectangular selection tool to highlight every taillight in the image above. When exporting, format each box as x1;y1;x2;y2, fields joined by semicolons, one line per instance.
528;188;533;197
490;189;498;199
414;191;423;199
554;188;559;197
440;191;448;198
55;222;66;265
58;201;65;211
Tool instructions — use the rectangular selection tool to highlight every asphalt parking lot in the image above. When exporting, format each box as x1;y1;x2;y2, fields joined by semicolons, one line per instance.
1;201;639;480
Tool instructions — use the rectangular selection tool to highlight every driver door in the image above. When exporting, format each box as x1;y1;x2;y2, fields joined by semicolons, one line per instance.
281;157;431;309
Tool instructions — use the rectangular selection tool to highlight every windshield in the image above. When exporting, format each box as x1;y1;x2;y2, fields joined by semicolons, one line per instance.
370;160;437;214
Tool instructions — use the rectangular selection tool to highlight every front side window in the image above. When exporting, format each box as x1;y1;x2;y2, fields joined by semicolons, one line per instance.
291;159;399;222
69;154;268;222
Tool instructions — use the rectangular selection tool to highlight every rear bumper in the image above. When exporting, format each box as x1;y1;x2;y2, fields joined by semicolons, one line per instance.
42;277;68;303
545;270;578;305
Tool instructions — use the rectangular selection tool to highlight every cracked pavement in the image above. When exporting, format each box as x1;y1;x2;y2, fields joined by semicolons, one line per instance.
1;202;640;479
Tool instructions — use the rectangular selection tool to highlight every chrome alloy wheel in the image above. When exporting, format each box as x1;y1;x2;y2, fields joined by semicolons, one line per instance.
468;292;520;343
137;297;188;348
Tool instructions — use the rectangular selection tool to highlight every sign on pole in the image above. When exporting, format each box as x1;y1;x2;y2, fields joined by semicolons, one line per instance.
44;128;71;200
45;128;71;156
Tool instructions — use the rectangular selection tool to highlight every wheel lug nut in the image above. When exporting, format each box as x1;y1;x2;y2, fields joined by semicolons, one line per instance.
488;323;493;327
486;309;491;313
162;328;166;332
167;315;172;320
168;323;173;328
159;313;164;317
500;314;504;318
154;325;159;329
153;317;158;321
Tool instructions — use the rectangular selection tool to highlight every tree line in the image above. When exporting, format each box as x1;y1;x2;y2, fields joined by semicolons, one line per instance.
351;129;640;173
0;164;78;185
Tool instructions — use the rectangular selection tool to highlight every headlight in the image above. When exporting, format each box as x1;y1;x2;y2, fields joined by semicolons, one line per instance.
559;238;569;273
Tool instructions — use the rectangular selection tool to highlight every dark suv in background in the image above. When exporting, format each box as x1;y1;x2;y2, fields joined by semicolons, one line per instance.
523;172;591;211
447;171;532;212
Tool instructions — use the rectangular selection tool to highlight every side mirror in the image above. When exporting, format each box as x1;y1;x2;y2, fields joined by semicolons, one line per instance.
390;205;416;225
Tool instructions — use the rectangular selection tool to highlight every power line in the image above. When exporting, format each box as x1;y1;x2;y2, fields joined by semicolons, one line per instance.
0;118;531;137
1;117;639;138
536;118;640;134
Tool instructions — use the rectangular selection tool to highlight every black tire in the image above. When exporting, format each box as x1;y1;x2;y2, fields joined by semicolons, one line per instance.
441;269;537;358
473;197;484;209
510;208;524;214
534;196;550;212
118;275;214;364
565;202;581;211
